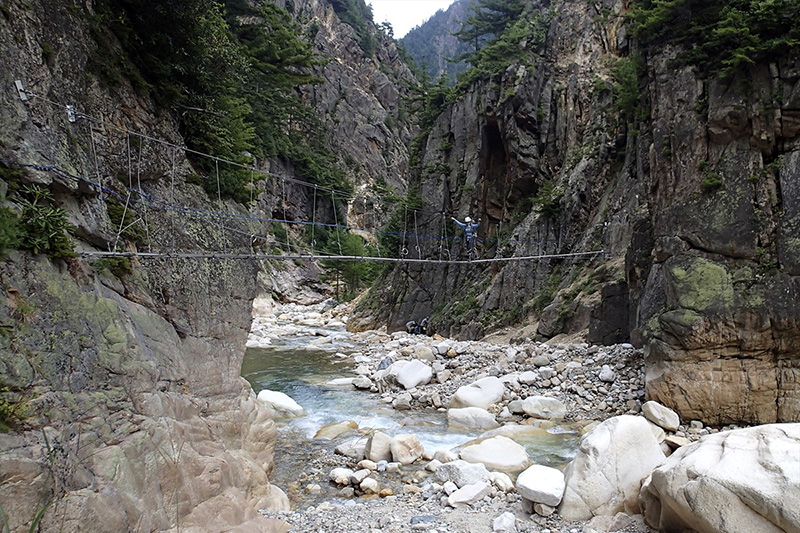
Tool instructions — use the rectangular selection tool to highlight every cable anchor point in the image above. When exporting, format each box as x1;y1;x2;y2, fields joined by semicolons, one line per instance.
14;80;28;101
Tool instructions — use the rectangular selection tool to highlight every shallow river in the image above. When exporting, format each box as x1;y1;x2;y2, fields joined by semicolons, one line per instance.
241;328;581;508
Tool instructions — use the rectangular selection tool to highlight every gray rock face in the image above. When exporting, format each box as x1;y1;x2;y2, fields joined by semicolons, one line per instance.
640;424;800;533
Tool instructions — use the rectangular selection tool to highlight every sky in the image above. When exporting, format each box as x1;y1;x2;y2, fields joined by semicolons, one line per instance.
369;0;458;38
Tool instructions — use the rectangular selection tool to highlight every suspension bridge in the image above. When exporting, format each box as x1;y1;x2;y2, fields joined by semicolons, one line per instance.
3;84;605;267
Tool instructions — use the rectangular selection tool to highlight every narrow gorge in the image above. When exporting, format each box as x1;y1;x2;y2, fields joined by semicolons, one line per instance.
0;0;798;532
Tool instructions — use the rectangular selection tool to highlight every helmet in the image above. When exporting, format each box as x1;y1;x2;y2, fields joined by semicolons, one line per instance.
465;217;472;223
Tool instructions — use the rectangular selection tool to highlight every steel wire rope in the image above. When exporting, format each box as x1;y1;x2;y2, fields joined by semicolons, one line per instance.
332;190;343;255
311;185;318;255
170;147;177;254
401;205;409;258
282;177;290;253
413;210;422;259
135;134;152;253
112;132;135;252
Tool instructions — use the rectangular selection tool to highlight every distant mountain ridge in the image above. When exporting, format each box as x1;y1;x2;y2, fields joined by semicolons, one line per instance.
401;0;471;82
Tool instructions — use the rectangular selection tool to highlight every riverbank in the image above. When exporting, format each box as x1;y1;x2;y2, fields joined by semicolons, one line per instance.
246;299;750;533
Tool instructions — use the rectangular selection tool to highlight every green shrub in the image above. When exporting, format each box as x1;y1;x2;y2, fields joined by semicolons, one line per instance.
93;257;133;278
532;180;562;218
16;185;75;259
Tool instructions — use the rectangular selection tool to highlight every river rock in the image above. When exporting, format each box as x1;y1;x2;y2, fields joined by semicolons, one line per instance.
390;434;424;465
641;401;681;431
447;481;492;507
560;415;666;520
256;389;305;417
516;465;566;507
434;449;457;463
449;377;506;409
365;431;393;462
350;469;371;485
435;460;490;488
489;472;514;493
493;511;517;532
639;424;800;533
520;396;567;419
518;371;538;385
460;436;530;473
360;477;380;494
396;360;433;389
414;346;436;361
447;407;500;430
314;420;358;440
392;392;412;410
352;375;372;389
330;467;354;485
599;365;616;383
335;437;367;460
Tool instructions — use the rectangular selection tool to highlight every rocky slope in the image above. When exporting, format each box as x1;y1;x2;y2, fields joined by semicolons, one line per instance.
401;0;471;82
350;0;800;426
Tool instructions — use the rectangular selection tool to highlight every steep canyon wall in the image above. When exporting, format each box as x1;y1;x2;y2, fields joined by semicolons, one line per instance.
351;0;800;425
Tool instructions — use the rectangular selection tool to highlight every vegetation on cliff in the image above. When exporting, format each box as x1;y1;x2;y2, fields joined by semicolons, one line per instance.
87;0;351;202
631;0;800;77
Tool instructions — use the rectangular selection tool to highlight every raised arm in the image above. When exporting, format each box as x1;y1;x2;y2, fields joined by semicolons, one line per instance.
451;216;466;228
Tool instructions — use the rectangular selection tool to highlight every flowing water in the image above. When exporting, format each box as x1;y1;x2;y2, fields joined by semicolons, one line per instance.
242;327;581;508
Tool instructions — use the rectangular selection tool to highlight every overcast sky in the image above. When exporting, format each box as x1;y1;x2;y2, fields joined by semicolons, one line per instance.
369;0;457;38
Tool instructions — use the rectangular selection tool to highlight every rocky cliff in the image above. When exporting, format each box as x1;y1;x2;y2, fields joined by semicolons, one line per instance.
351;0;800;426
0;0;412;530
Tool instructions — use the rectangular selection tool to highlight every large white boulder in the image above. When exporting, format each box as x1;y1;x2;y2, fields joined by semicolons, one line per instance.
256;389;304;417
460;436;530;473
639;424;800;533
364;431;393;462
435;459;490;488
447;481;492;507
516;465;566;507
559;415;666;520
449;377;506;409
520;396;567;419
447;407;500;430
396;360;433;389
641;401;681;432
390;434;424;465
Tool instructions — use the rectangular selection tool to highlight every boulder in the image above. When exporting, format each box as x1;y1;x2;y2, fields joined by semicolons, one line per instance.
360;477;380;494
521;396;567;419
559;415;666;520
390;434;424;465
489;471;514;493
352;375;372;389
516;465;566;507
447;407;500;430
493;511;517;532
256;389;304;417
449;377;505;409
435;460;490;488
414;346;436;361
365;431;393;462
639;424;800;533
460;436;530;473
447;481;492;507
396;360;433;389
641;401;681;431
329;467;354;485
334;437;367;460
